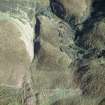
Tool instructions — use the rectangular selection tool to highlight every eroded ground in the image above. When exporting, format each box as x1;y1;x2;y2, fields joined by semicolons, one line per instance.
0;0;105;105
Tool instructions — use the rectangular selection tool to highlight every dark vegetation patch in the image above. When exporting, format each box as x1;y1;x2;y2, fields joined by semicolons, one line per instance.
50;0;66;19
34;17;41;38
97;50;105;58
98;98;105;105
34;38;41;56
34;17;41;57
75;0;105;48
